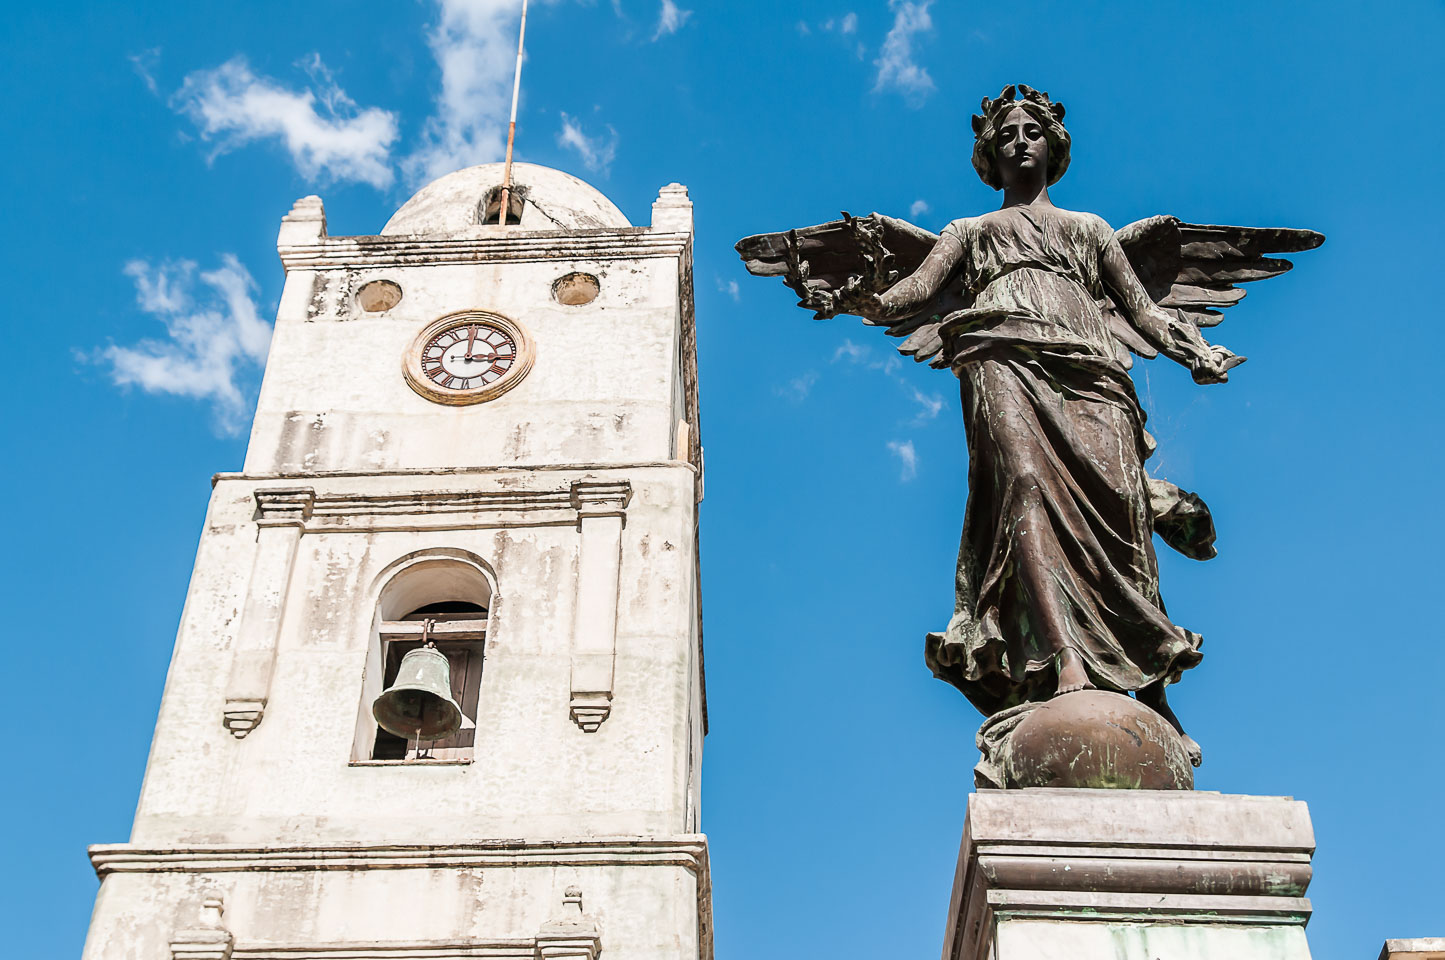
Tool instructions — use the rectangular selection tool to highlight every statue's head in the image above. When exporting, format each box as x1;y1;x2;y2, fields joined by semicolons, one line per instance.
971;85;1071;191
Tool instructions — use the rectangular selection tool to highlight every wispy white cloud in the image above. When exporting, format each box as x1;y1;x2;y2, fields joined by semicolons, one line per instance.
101;256;271;434
907;384;945;422
130;47;161;95
653;0;692;40
173;56;398;188
834;337;901;375
833;338;872;364
557;111;619;174
804;12;864;56
874;0;935;103
716;276;741;301
403;0;533;186
887;439;918;481
834;335;945;442
166;1;524;189
776;370;819;402
909;198;930;218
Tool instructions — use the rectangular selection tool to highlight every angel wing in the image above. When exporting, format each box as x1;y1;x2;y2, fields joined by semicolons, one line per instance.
735;212;1324;365
734;213;974;365
1107;215;1325;359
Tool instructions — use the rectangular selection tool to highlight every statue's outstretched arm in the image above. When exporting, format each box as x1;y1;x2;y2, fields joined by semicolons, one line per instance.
873;229;966;319
1100;234;1238;384
832;227;966;323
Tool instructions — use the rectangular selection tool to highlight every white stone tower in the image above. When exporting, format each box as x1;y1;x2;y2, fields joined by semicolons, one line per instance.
82;163;710;960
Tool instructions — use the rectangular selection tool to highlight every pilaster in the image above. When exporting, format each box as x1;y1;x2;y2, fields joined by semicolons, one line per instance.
222;487;313;737
568;481;632;731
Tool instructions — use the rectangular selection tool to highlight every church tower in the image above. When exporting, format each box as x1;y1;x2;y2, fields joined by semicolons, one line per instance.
82;163;710;960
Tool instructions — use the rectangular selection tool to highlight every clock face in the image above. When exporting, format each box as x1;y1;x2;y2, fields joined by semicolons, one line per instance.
404;311;534;405
421;323;517;391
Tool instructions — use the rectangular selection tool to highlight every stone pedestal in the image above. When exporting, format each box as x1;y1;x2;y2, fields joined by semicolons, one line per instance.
941;789;1315;960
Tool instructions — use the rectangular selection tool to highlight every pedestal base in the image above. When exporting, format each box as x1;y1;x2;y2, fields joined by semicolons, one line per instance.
942;789;1315;960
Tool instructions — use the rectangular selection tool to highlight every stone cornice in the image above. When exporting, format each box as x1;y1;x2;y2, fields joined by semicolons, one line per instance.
214;461;696;489
108;836;713;960
90;836;709;877
249;479;634;533
279;231;690;271
232;941;535;959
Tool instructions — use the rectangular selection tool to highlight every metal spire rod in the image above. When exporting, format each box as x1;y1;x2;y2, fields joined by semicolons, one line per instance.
498;0;529;227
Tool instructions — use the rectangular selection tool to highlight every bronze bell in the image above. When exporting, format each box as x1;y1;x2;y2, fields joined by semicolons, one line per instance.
372;645;463;742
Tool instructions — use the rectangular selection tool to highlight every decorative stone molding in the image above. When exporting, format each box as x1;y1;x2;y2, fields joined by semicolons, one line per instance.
279;232;689;272
569;482;632;731
221;699;267;739
222;488;314;738
254;487;316;527
170;897;234;960
231;942;535;959
535;887;601;960
233;480;636;535
91;836;709;876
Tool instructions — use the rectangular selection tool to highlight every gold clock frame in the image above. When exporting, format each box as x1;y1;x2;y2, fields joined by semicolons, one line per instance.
403;309;536;406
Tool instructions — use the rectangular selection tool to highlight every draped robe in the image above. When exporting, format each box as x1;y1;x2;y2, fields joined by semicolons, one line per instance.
895;206;1202;716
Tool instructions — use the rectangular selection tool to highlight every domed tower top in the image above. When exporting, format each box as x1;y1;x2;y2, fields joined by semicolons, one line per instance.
382;161;631;235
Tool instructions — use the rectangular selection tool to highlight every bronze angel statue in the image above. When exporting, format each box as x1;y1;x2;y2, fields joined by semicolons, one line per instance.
737;85;1322;776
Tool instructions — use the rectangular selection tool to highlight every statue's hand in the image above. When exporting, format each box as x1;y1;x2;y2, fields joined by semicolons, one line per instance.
826;274;886;320
1190;344;1246;384
847;214;900;292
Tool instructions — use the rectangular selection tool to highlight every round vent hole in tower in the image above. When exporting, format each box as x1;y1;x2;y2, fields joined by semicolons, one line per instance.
357;279;403;313
553;272;600;306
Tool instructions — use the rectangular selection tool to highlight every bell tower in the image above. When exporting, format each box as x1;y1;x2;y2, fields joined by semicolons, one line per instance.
81;163;710;960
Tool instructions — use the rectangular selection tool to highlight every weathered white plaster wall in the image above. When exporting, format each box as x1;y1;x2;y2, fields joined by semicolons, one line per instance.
130;466;700;845
244;255;686;474
84;857;706;960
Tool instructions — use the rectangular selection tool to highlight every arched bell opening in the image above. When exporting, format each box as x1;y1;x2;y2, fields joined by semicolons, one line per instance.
352;554;496;763
477;185;527;226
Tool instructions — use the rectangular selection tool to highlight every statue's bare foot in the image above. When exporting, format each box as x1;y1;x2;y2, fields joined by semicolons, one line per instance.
1181;733;1203;767
1055;648;1095;696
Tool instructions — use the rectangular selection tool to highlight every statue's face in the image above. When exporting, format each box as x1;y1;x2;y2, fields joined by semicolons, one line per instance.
995;105;1048;187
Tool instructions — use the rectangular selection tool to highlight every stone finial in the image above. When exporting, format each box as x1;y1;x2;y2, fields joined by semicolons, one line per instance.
170;896;234;960
651;182;692;233
536;887;601;960
278;195;328;246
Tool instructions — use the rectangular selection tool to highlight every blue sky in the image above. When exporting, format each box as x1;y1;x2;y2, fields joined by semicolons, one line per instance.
3;1;1442;956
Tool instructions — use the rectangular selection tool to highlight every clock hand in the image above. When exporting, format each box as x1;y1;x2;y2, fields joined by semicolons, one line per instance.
464;325;478;360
